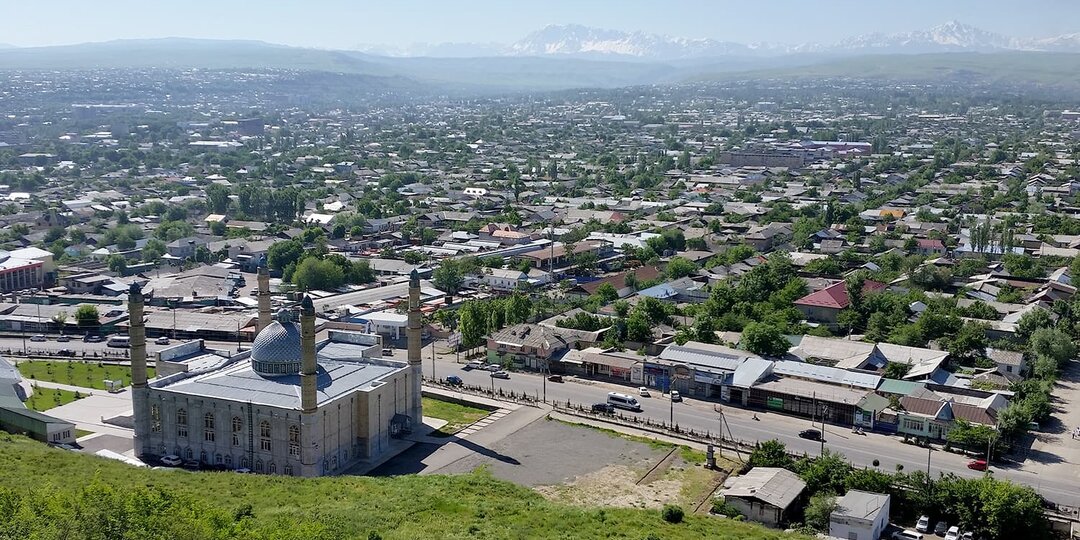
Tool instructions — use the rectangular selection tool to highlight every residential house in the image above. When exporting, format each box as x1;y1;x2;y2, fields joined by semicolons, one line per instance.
743;223;792;251
830;490;891;540
720;467;806;528
794;280;887;325
897;387;1007;441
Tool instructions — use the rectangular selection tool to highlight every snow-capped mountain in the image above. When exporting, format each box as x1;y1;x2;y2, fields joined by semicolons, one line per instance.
833;21;1017;53
508;24;769;59
495;21;1080;61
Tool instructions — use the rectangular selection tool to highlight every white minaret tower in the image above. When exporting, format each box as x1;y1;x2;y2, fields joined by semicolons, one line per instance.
128;282;151;457
256;264;272;333
406;270;423;426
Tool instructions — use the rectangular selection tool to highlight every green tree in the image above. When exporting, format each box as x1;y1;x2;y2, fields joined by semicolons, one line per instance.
75;305;99;328
742;322;790;357
106;254;127;274
664;256;699;280
803;494;837;532
458;302;485;349
1016;308;1054;341
432;259;464;300
291;257;345;291
267;239;304;271
595;282;618;303
626;310;652;343
1028;327;1076;366
205;183;231;214
503;294;531;325
748;439;795;469
945;322;989;364
796;449;851;496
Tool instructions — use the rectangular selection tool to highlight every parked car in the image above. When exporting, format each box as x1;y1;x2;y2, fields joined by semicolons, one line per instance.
446;375;463;386
160;454;182;467
670;390;682;402
960;532;974;540
935;521;948;536
916;515;930;532
233;468;252;474
84;334;103;343
944;526;961;540
484;364;503;372
966;459;988;471
798;429;823;441
491;370;510;379
638;387;651;397
591;402;615;414
893;531;924;540
464;360;484;370
57;349;75;357
56;335;71;342
182;460;201;470
155;336;171;345
547;374;563;383
30;334;46;342
382;348;394;356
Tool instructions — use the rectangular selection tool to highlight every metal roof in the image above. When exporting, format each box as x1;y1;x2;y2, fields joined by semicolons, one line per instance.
772;360;881;389
659;342;761;372
723;467;805;509
154;340;405;410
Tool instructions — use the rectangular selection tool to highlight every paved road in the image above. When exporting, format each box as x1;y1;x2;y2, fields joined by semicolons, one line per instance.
408;341;1080;508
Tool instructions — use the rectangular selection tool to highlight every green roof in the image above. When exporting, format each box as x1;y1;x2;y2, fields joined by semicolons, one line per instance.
876;378;923;396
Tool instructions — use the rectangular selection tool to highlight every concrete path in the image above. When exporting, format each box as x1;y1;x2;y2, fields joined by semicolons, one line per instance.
417;404;551;475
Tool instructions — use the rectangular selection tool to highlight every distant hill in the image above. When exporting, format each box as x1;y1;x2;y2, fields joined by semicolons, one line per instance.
2;38;1080;93
695;51;1080;88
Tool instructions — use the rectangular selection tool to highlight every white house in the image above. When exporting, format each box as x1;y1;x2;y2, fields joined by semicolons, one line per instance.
829;490;890;540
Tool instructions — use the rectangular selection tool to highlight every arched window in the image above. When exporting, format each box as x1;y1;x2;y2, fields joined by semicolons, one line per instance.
259;421;271;452
269;462;276;474
176;409;188;438
224;455;233;467
255;459;263;473
150;404;161;433
288;425;300;458
284;464;293;476
215;453;223;465
231;417;242;446
240;457;248;469
204;413;215;442
199;450;207;463
184;447;193;460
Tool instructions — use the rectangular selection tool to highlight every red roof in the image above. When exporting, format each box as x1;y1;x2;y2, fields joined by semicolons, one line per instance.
794;280;886;309
917;239;945;249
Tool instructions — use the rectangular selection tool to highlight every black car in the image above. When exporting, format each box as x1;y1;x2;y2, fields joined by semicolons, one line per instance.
798;429;823;441
547;374;564;383
445;375;463;386
591;402;615;414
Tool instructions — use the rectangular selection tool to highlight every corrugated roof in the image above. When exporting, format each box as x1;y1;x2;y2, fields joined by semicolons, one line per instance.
877;379;923;396
723;467;806;509
773;360;881;389
659;342;761;372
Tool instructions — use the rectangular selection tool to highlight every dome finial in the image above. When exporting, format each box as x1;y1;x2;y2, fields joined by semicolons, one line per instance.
275;309;294;324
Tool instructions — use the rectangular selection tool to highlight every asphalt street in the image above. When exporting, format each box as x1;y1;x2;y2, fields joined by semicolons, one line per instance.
412;341;1080;508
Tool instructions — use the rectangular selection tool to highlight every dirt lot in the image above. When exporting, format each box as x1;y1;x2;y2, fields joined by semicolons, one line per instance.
432;416;731;511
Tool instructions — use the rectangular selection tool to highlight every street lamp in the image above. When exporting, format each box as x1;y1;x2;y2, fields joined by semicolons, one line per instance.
820;404;828;455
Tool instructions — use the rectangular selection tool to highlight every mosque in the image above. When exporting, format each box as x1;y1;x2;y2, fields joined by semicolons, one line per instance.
130;269;425;476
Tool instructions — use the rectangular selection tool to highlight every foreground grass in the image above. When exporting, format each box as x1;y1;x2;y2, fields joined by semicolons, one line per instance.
422;396;491;436
16;360;156;390
0;434;808;540
25;387;82;411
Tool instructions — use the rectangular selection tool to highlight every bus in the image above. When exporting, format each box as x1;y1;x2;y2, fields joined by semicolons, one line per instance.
107;336;131;348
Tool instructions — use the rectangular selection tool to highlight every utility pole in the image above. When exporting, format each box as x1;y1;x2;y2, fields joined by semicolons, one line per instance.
431;341;436;381
820;406;827;456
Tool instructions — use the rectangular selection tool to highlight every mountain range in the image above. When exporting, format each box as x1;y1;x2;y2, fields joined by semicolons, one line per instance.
2;21;1080;95
356;21;1080;60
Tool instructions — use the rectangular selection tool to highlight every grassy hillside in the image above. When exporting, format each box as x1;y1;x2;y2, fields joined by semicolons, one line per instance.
0;434;806;539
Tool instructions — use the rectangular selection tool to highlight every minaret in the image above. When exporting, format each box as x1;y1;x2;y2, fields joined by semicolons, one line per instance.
300;295;318;414
256;264;272;333
406;270;423;424
128;282;150;457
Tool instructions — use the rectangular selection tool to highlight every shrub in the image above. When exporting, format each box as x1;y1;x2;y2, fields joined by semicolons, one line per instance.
661;504;684;524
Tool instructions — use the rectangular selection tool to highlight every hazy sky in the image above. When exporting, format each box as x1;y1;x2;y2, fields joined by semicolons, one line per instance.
4;0;1079;49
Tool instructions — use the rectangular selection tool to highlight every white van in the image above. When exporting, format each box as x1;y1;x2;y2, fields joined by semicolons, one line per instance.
465;360;484;370
107;336;131;348
607;392;642;412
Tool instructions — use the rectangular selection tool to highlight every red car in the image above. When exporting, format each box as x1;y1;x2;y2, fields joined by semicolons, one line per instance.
967;459;988;471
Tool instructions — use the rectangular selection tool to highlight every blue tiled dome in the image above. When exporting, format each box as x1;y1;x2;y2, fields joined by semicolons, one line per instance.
251;315;302;377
